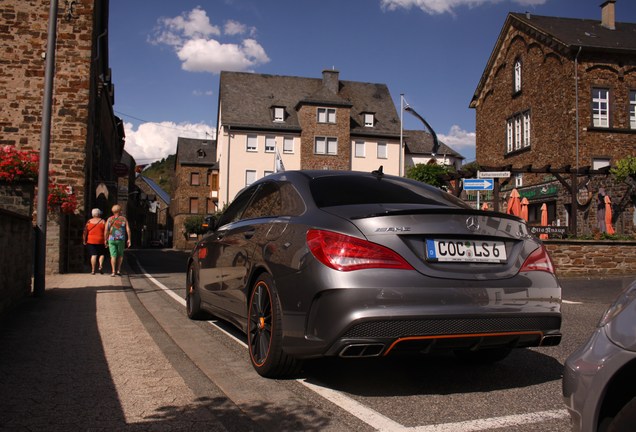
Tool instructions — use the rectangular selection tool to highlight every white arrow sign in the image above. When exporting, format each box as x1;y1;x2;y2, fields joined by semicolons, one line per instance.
464;178;494;191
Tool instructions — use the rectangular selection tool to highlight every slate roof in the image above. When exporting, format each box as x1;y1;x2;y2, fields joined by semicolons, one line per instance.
218;71;401;138
138;175;170;204
175;137;217;167
403;130;464;159
510;12;636;53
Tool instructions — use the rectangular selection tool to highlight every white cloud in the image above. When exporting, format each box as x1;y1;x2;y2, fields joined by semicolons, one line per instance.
150;8;269;74
192;89;214;97
438;125;476;161
123;121;216;165
380;0;547;15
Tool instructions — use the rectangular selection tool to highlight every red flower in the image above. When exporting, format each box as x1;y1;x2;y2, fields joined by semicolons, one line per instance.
0;146;39;182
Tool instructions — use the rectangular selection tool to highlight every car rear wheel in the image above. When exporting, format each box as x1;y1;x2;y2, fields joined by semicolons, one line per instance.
248;274;301;378
605;397;636;432
454;347;512;364
186;265;204;320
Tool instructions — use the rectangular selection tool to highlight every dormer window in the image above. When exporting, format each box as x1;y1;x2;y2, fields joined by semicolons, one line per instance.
273;106;285;122
197;149;206;158
364;113;375;127
513;59;522;94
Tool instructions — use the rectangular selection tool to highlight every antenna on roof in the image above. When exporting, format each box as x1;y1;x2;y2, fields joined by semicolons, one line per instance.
372;165;384;178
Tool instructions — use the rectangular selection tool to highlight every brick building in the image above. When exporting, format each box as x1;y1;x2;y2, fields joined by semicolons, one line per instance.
470;1;636;236
172;137;218;250
0;0;131;272
216;70;404;207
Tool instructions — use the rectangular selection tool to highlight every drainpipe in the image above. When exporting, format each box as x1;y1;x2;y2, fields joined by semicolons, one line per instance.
575;46;582;176
225;125;231;207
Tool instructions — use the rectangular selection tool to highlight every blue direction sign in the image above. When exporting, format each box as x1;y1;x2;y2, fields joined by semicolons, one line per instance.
463;178;494;191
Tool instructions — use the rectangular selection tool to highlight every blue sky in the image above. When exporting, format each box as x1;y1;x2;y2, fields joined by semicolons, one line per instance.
109;0;636;165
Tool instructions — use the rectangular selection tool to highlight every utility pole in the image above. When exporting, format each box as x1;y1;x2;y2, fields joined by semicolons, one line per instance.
34;0;59;297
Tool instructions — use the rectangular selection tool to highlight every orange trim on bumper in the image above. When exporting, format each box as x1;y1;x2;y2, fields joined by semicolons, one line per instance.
383;331;544;356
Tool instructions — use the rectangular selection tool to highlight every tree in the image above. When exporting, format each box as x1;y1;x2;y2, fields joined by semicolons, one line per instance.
184;215;206;235
611;156;636;183
405;163;453;189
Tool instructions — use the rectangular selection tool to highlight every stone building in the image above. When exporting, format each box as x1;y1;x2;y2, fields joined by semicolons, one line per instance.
216;70;404;207
470;0;636;236
172;137;218;250
0;0;130;272
135;175;172;247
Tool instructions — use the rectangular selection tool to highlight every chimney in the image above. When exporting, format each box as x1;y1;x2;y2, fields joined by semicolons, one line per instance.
601;0;616;30
322;69;339;93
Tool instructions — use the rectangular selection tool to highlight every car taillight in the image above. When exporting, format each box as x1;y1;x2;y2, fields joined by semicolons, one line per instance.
306;229;413;272
519;244;555;273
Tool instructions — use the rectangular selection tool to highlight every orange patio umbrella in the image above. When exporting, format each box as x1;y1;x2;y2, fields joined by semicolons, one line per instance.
540;203;548;240
506;189;521;217
605;195;615;235
520;197;529;221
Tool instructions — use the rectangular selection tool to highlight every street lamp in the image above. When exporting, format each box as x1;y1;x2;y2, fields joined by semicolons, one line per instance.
404;105;440;157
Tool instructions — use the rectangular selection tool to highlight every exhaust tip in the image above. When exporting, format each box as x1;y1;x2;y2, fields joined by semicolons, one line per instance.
540;334;561;346
339;344;385;358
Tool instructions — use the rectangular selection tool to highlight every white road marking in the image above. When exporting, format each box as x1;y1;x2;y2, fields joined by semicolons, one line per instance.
136;260;568;432
562;300;583;304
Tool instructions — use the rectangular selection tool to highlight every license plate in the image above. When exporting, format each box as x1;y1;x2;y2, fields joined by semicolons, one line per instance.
426;239;507;263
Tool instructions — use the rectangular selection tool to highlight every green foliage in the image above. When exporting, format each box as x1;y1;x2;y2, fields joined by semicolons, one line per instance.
184;215;205;235
405;163;452;188
142;155;176;195
611;156;636;182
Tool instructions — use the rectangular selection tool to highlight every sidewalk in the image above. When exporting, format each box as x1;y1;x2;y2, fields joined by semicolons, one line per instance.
0;272;254;431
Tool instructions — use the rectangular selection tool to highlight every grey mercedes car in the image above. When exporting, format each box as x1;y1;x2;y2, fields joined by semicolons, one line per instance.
186;170;562;378
563;280;636;432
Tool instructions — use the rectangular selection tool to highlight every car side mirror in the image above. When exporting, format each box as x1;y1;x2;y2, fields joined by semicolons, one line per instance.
202;215;217;232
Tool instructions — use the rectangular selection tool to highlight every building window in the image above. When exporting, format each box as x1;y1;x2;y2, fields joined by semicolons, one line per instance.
264;170;273;177
283;136;294;153
315;137;338;155
189;197;199;214
506;111;531;153
197;149;206;158
208;171;219;189
355;141;365;158
190;172;200;186
247;135;257;152
265;136;275;153
515;173;523;188
377;142;387;159
629;90;636;129
273;107;285;122
245;170;257;186
513;59;522;93
593;158;611;170
592;88;609;127
317;108;336;123
207;199;215;214
364;113;374;127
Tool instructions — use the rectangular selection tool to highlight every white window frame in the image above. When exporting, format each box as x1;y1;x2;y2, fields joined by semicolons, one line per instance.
355;141;365;158
317;108;336;124
592;158;611;170
364;113;374;127
245;170;257;186
265;136;275;153
315;136;338;155
246;135;257;152
514;59;522;93
592;88;609;128
273;107;285;122
506;111;531;153
377;142;387;159
629;90;636;130
283;136;294;153
515;173;523;188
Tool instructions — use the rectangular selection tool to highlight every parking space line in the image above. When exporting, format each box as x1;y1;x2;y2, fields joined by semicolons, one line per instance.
136;262;567;432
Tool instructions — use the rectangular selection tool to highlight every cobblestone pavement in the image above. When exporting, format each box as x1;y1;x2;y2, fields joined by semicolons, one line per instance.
0;272;260;432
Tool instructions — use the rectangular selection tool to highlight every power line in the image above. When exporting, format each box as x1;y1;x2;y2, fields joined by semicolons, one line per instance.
114;110;215;136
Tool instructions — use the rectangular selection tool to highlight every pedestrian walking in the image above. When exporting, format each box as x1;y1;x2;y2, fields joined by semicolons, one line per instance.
104;204;132;277
83;208;106;275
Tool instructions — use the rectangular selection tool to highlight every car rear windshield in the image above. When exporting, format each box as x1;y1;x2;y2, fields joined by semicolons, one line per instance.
309;175;468;208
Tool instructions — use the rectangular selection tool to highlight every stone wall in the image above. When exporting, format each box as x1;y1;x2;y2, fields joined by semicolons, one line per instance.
546;240;636;277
